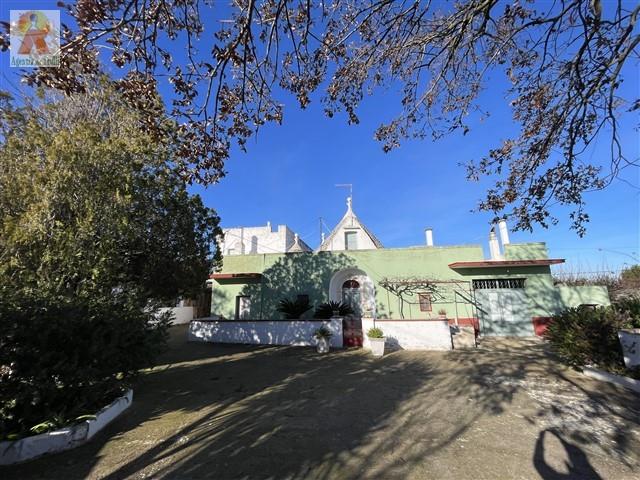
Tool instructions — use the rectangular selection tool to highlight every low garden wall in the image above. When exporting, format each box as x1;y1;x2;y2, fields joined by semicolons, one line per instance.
188;318;343;348
362;318;452;350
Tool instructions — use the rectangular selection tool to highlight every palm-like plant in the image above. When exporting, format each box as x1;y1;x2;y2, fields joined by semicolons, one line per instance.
277;297;312;319
313;326;333;339
313;301;354;319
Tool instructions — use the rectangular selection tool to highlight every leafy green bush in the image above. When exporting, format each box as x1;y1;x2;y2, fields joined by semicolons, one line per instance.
544;304;633;372
276;297;313;319
0;291;169;440
367;327;384;339
313;301;354;319
0;86;212;441
612;295;640;326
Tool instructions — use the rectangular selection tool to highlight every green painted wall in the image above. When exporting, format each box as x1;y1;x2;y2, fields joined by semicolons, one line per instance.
210;243;610;335
557;285;611;309
213;245;484;320
504;243;549;260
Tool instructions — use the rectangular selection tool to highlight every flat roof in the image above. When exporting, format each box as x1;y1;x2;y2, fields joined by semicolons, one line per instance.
448;259;565;269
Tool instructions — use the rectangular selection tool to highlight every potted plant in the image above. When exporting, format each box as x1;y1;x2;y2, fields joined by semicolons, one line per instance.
314;326;333;353
367;327;385;357
438;308;447;319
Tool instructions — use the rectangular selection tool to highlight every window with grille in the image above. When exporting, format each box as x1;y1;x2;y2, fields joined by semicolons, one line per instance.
418;293;432;312
472;278;526;290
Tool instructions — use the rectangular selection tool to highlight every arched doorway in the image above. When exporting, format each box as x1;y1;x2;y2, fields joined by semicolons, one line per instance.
342;279;362;316
329;269;375;347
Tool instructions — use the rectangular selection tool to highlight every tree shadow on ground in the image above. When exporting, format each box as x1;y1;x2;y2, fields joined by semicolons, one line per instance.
1;326;437;479
2;331;640;479
452;338;640;474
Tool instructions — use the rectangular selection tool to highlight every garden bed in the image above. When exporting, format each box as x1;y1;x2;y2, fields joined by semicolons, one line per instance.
0;390;133;465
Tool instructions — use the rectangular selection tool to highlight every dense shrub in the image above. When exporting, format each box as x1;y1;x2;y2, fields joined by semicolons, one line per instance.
313;301;355;319
0;86;217;441
544;301;637;372
0;292;169;440
612;295;640;326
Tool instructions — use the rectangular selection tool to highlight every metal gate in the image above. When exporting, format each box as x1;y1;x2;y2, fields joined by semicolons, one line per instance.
474;279;532;336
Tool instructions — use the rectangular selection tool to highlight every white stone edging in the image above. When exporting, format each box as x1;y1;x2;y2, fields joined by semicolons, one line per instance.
582;367;640;394
0;389;133;465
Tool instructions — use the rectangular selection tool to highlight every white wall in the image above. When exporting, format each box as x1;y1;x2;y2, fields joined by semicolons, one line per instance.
188;318;343;348
159;306;194;325
323;226;378;251
362;318;452;350
222;224;287;255
221;224;312;255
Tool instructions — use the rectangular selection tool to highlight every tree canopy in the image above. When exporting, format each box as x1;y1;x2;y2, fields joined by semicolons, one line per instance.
0;84;221;439
3;0;638;234
0;84;222;302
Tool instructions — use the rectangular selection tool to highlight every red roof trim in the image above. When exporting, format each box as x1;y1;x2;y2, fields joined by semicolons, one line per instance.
448;259;565;269
209;272;262;280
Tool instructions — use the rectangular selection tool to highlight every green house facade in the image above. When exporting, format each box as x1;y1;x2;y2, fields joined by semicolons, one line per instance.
210;199;609;338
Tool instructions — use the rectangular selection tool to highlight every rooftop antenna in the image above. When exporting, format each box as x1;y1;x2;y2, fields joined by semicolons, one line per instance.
335;183;353;209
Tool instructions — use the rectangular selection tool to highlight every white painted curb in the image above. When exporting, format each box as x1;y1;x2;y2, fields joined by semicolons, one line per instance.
0;389;133;465
583;367;640;394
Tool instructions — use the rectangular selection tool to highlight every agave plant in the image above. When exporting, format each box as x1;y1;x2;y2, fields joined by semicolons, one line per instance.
313;301;354;319
277;297;312;319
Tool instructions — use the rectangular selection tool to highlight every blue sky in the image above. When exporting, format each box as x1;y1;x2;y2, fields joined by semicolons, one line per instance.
189;78;639;275
2;0;638;275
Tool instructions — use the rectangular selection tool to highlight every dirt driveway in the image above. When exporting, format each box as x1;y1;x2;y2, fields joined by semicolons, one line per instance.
3;326;640;479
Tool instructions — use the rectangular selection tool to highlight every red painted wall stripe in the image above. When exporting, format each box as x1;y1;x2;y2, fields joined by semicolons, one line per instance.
532;317;553;337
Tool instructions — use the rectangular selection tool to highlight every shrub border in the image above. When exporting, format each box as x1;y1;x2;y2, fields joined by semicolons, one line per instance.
582;367;640;394
0;389;133;465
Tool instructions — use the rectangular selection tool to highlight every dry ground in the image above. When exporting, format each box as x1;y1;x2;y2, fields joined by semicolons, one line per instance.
2;326;640;479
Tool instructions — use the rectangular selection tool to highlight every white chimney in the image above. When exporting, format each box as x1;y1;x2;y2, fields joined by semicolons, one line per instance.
498;219;510;246
425;228;434;247
489;228;502;260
